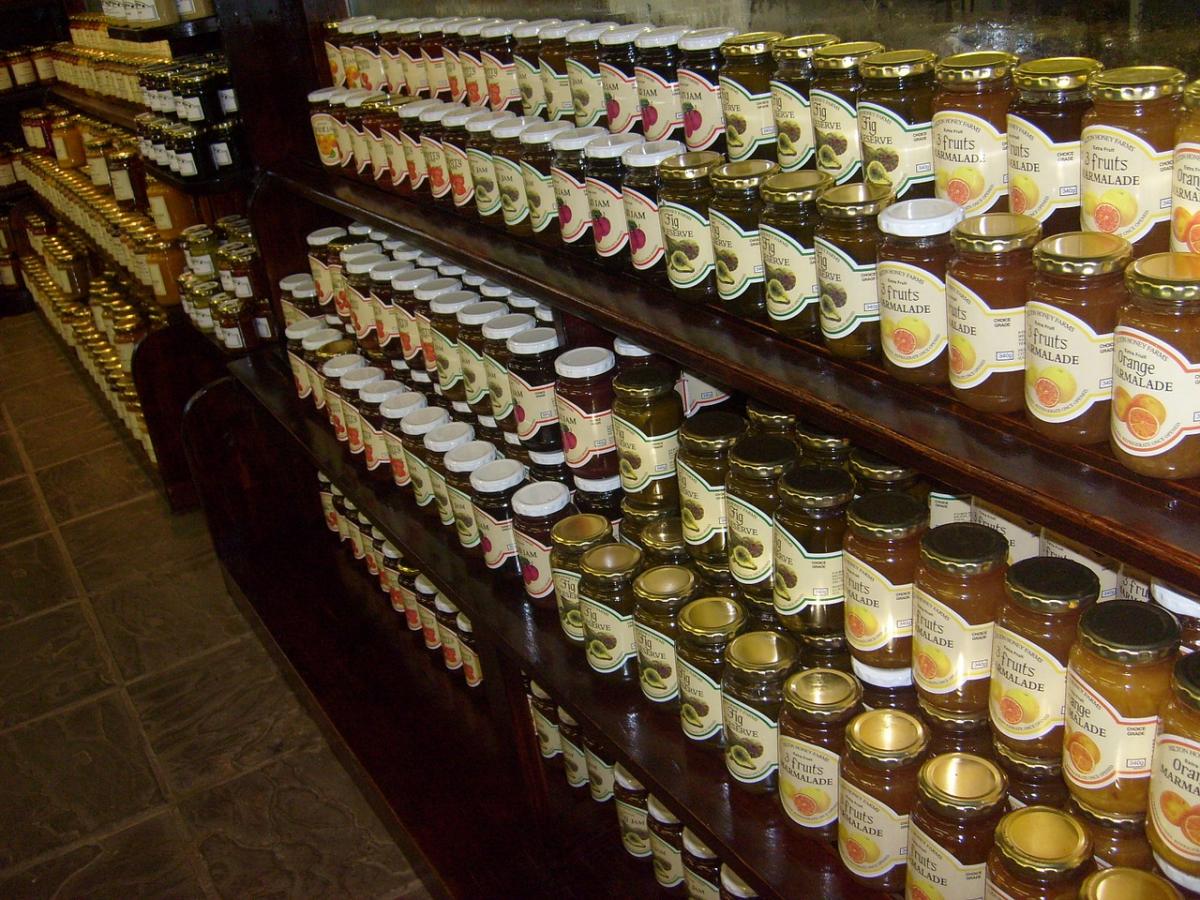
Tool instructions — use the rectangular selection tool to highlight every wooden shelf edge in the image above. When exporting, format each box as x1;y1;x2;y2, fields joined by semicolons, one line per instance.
50;84;141;130
106;15;220;43
145;159;252;195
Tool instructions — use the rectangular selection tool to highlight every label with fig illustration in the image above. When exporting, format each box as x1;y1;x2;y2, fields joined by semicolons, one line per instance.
710;209;763;301
661;201;715;290
649;831;684;888
677;459;726;546
520;161;558;233
493;155;530;226
530;707;562;758
858;101;933;198
566;59;605;127
616;799;653;858
726;494;773;587
678;659;722;740
467;148;501;216
515;52;546;117
719;75;775;162
403;448;434;507
447;483;480;548
634;621;678;702
760;223;818;323
816;237;879;341
540;61;573;121
773;526;843;614
612;416;679;493
771;80;815;170
722;694;779;784
552;567;585;641
561;732;588;788
580;595;636;674
811;88;862;184
586;746;615;802
484;352;516;420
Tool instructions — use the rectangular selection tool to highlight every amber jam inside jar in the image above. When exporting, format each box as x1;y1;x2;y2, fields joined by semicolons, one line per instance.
585;133;644;265
848;450;918;497
810;41;886;186
985;806;1092;897
1064;599;1179;817
470;457;527;577
482;312;536;445
838;708;928;892
716;31;782;164
993;739;1068;811
815;181;892;360
1148;652;1200;893
1068;799;1153;872
759;170;832;338
770;34;840;173
553;346;618;479
659;150;723;303
709;159;779;322
946;212;1041;412
677;597;747;749
551;513;612;646
612;365;683;514
920;700;993;759
579;542;644;682
721;631;798;794
677;410;746;566
633;564;696;708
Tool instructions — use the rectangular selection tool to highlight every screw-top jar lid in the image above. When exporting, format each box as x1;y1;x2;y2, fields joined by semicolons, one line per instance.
918;752;1007;819
573;473;622;493
816;181;892;218
659;150;723;180
399;405;450;435
623;139;685;167
430;291;480;316
720;30;783;56
464;110;516;133
994;806;1091;878
845;709;928;766
527;448;566;465
613;364;676;400
536;19;589;40
676;27;737;52
444;16;483;34
340;241;382;263
729;434;795;477
306;226;346;248
951;213;1042;254
359;379;405;404
633;564;695;603
456;613;473;633
392;244;423;263
771;33;840;60
613;336;652;357
1015;56;1103;92
555;346;615;379
442;107;483;129
613;762;643;791
512;18;561;39
417;253;445;269
340;366;384;391
480;20;525;39
458;18;500;37
878;198;964;237
424;420;475;453
414;277;462;301
760;170;832;204
511;480;572;518
1125;252;1200;302
396;17;431;34
434;593;459;615
1090;65;1186;102
634;26;689;49
727;630;798;675
284;317;325;340
398;99;444;120
457;301;508;326
410;370;433;384
848;448;915;484
307;87;339;103
566;22;618;43
779;464;854;508
993;737;1063;777
507;326;559;355
478;281;512;299
599;23;653;46
936;51;1020;84
491;115;543;140
345;252;389;275
711;159;779;190
679;409;747;454
444;440;497;473
645;793;678;825
1077;599;1179;665
369;261;412;283
280;274;318;296
390;267;436;292
580;542;643;579
322;353;367;378
678;596;746;642
861;49;937;79
414;573;437;595
483;312;536;341
550;126;609;153
551;512;612;548
847;491;928;540
813;41;886;70
508;294;539;309
784;667;861;719
920;523;1008;575
470;457;526;493
1080;868;1181;900
641;516;684;551
347;90;387;108
1033;232;1132;276
520;121;575;146
301;327;345;351
585;133;644;159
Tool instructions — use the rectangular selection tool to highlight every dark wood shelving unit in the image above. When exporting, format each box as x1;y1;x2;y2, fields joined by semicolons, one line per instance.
0;83;47;107
145;159;251;195
49;84;142;131
106;14;222;52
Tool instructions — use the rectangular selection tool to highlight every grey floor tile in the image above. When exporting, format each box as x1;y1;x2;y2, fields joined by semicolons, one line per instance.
0;343;72;392
0;534;78;627
18;404;122;470
0;478;48;546
2;372;95;426
38;444;154;524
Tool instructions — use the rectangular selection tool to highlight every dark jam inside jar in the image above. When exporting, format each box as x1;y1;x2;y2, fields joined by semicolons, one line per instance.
585;133;644;265
858;50;937;200
470;457;528;577
811;41;885;186
677;596;748;748
718;31;783;163
770;34;840;173
710;159;779;322
519;120;573;247
676;27;736;156
550;125;608;253
506;326;563;453
554;346;619;479
513;480;577;609
622;139;685;282
760;170;833;338
660;150;722;303
633;27;690;143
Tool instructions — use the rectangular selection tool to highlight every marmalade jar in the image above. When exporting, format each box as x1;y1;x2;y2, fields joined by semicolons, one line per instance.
599;24;651;135
677;409;746;565
659;150;722;303
633;564;696;707
1148;652;1200;893
984;806;1093;898
1081;868;1183;900
994;739;1069;810
612;365;683;513
710;159;779;322
585;133;643;264
550;125;608;253
457;18;498;107
1068;800;1154;872
565;22;617;129
676;27;736;155
470;457;527;577
480;21;524;113
677;596;747;748
622;139;685;280
1171;80;1200;252
725;435;794;603
634;27;689;143
718;32;782;163
554;346;618;479
513;481;576;607
579;542;644;681
444;440;497;551
770;34;840;173
381;391;427;487
721;630;798;793
857;49;937;200
551;514;613;645
759;170;832;338
920;700;993;758
811;41;886;185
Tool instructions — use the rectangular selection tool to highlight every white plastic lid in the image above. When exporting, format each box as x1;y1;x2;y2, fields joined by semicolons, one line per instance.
284;317;325;340
458;18;500;38
538;19;589;40
384;237;412;253
458;301;509;326
322;353;366;378
480;20;526;39
345;90;386;108
491;115;544;140
719;865;757;899
613;763;643;791
360;379;406;404
452;401;472;414
646;794;679;824
307;87;338;103
679;27;738;51
555;346;615;379
623;139;684;167
574;473;622;492
397;18;430;34
512;480;571;517
400;406;451;436
392;268;437;291
370;260;412;282
438;263;468;278
301;327;343;350
324;88;352;105
470;458;527;493
478;281;513;298
682;828;717;859
852;657;914;688
417;254;444;268
444;440;497;473
420;102;464;123
508;294;538;309
465;110;516;133
421;17;454;31
456;612;473;633
280;273;316;294
381;391;427;420
368;228;393;242
414;277;463;301
345;252;389;275
508;326;560;355
566;22;619;43
463;273;487;287
306;226;347;247
550;125;609;152
534;303;554;323
424;421;475;453
399;99;443;119
478;415;498;428
635;26;689;49
599;23;652;46
529;680;551;700
613;336;652;357
340;366;384;391
1152;578;1200;617
528;449;566;466
442;107;481;129
339;89;377;108
430;291;481;315
414;573;437;595
483;313;536;341
512;18;561;39
411;369;433;384
435;593;459;614
520;120;575;145
340;241;380;262
557;706;577;726
878;198;964;237
381;541;400;560
585;133;643;159
392;246;423;263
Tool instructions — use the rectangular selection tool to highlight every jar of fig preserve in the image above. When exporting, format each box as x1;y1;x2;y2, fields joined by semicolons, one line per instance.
583;732;616;802
838;708;929;892
759;170;832;337
553;346;618;479
815;181;893;359
646;794;685;893
510;19;555;118
710;159;779;322
659;150;723;303
811;41;886;185
856;49;937;201
718;31;782;163
612;364;683;513
633;564;696;708
550;126;608;253
506;327;562;453
470;457;527;577
677;596;747;748
565;22;618;129
585;133;644;264
528;681;562;763
994;740;1069;810
770;34;840;172
483;312;536;446
682;828;722;899
634;27;689;143
579;542;644;681
551;514;612;645
848;450;918;497
463;110;514;223
984;806;1092;898
677;410;746;566
429;290;479;413
721;630;798;793
725;435;794;604
599;24;652;135
513;481;576;608
622;139;685;281
675;27;736;155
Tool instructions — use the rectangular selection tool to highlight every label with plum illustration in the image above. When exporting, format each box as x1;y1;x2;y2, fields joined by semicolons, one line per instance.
932;111;1008;214
444;141;474;207
661;201;715;290
520;161;558;233
551;166;592;245
760;223;818;323
586;176;629;256
678;659;723;740
1007;114;1082;222
1172;141;1200;251
677;459;726;546
908;823;986;899
816;237;879;341
843;552;912;653
530;707;562;758
773;526;842;615
484;352;516;420
459;52;487;107
838;781;908;879
417;603;441;649
384;130;408;188
481;52;520;110
616;799;653;858
1111;326;1200;458
779;737;839;828
566;59;605;127
711;209;763;300
719;76;775;162
634;66;684;142
447;482;480;548
612;416;679;493
946;275;1025;390
649;831;684;888
1081;125;1172;244
726;494;773;587
878;260;946;369
467;148;501;216
723;694;779;784
515;530;554;599
600;62;641;134
400;130;427;188
561;732;588;788
810;88;862;184
623;186;666;270
677;67;724;151
1025;301;1113;423
541;61;574;121
858;102;933;198
476;507;518;570
553;567;585;642
586;746;615;801
580;594;637;674
515;52;546;117
912;587;994;695
1064;667;1157;790
989;625;1066;742
771;81;814;170
1149;732;1200;864
634;621;678;702
555;394;616;468
493;155;530;226
509;373;558;441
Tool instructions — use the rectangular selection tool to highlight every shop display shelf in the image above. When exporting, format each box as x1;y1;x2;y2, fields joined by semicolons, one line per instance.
105;15;222;51
0;83;48;107
264;161;1200;596
227;350;874;900
145;158;251;195
50;83;142;131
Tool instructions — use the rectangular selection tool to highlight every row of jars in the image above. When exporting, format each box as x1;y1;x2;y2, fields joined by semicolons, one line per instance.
135;56;239;123
52;44;169;108
0;44;56;92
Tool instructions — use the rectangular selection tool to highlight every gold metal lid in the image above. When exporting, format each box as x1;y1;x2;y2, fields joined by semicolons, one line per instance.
720;31;783;57
783;667;861;719
845;709;928;766
860;49;937;80
641;517;685;553
779;464;854;509
760;170;832;204
1125;252;1200;302
1005;556;1099;613
1090;66;1187;102
917;696;988;729
726;630;798;675
935;51;1019;84
692;556;735;589
771;34;840;61
633;564;696;603
710;159;779;190
994;806;1091;877
919;523;1008;576
612;364;676;399
812;41;886;71
848;448;914;484
815;182;892;218
679;409;747;454
678;596;747;642
917;752;1006;817
1077;599;1179;665
1186;79;1200;110
1033;232;1132;276
1081;867;1182;900
1171;652;1200;712
951;213;1041;254
794;422;850;454
729;434;795;477
660;150;723;181
1068;798;1146;830
846;492;927;540
551;513;612;550
746;401;794;430
579;542;643;580
1014;56;1103;92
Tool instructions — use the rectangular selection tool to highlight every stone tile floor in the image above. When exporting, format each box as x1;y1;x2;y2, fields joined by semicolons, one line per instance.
0;313;428;899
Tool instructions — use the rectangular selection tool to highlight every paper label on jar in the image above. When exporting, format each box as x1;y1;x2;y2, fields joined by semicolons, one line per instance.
773;526;843;615
649;832;683;887
684;869;720;900
445;49;465;102
447;483;480;548
615;799;652;857
623;186;665;270
432;328;462;391
634;621;678;702
404;448;434;506
416;313;436;367
551;167;591;244
634;66;684;142
771;81;815;171
553;568;585;640
514;52;545;117
711;209;763;301
52;135;68;163
467;148;500;215
531;706;562;758
417;604;441;649
909;822;986;899
580;594;636;674
560;732;588;787
677;459;726;546
1006;114;1081;222
677;67;723;151
288;352;311;399
1041;534;1118;600
390;585;417;630
946;275;1025;390
401;131;428;188
1110;325;1200;458
421;50;449;96
989;624;1066;742
600;62;640;133
475;506;518;570
494;155;529;226
877;260;947;369
352;48;382;93
586;176;628;256
213;140;235;170
422;137;450;199
676;372;729;417
723;694;779;784
111;168;134;202
147;262;167;299
458;340;488;406
585;746;615;801
515;530;553;599
520;161;558;233
933;110;1008;215
760;223;818;324
912;586;994;695
726;494;773;587
539;61;573;121
661;200;715;291
441;629;463;670
340;45;361;88
1171;142;1200;251
1024;300;1113;423
461;643;483;686
325;41;345;85
398;49;427;96
1081;125;1172;244
1064;666;1157;790
838;780;908;879
459;51;487;107
484;352;515;420
1149;733;1200;863
381;47;405;93
565;59;604;127
429;469;455;525
364;423;389;471
719;76;775;162
779;737;839;828
509;372;558;441
373;294;397;345
678;658;723;740
811;88;862;184
396;307;421;363
858;102;933;198
843;551;912;652
612;416;678;493
387;435;411;486
1118;565;1151;603
816;236;878;341
555;394;616;469
482;51;520;110
383;130;408;186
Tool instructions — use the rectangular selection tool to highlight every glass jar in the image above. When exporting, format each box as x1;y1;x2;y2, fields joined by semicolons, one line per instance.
677;596;747;747
531;19;584;122
946;213;1042;411
358;379;405;478
579;542;644;681
585;133;644;263
932;52;1019;216
612;364;683;512
444;440;497;551
306;227;348;309
718;31;782;162
1082;67;1185;255
710;159;778;320
857;50;937;200
725;435;793;604
758;170;832;337
506;326;562;452
1081;868;1183;900
381;392;428;488
470;457;527;576
1172;80;1200;253
584;732;616;802
1024;232;1132;443
795;423;851;468
457;613;483;686
518;120;573;245
434;593;462;671
491;115;540;235
677;410;745;566
549;125;607;252
528;681;562;763
565;22;616;129
574;475;624;538
430;290;478;411
614;139;681;280
646;794;685;893
454;301;507;416
556;706;588;789
815;181;892;359
920;700;993;758
483;312;536;445
424;421;475;526
551;346;617;478
107;148;147;212
1148;652;1200;893
481;21;525;113
50;116;85;168
456;18;497;107
551;514;612;645
675;27;735;155
420;18;455;100
300;330;346;408
633;564;696;707
994;740;1069;810
660;150;723;302
396;99;439;190
420;102;463;202
682;828;721;899
640;518;687;567
984;806;1092;898
838;708;929;892
413;575;441;650
614;764;652;859
811;41;885;185
721;630;797;793
769;34;840;174
513;480;576;607
390;267;436;372
1111;253;1200;479
510;19;555;118
321;352;367;438
848;450;918;497
1069;800;1153;872
633;27;689;143
399;405;450;506
412;276;461;379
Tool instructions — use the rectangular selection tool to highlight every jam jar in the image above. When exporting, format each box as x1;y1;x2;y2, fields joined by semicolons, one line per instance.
551;513;612;645
470;457;527;577
632;564;696;708
633;27;689;143
659;150;723;303
389;268;436;373
455;301;508;417
857;49;937;200
579;542;644;681
506;327;562;453
420;102;465;203
414;575;442;650
640;518;688;568
412;276;462;379
682;827;722;898
550;125;607;253
424;421;475;527
1080;868;1182;900
677;410;746;566
721;630;798;793
573;475;623;538
553;346;618;479
758;170;832;337
518;120;573;245
435;593;462;671
456;18;498;107
512;480;576;608
535;19;588;122
1148;652;1200;893
368;260;411;357
718;31;782;162
528;681;562;763
565;22;617;129
646;794;685;893
429;290;479;413
769;34;840;173
994;740;1069;811
510;19;556;118
1152;579;1200;656
584;732;616;802
677;596;747;748
399;406;450;507
614;764;652;859
811;41;886;185
621;139;685;281
444;440;498;551
1068;800;1153;872
480;21;524;113
359;379;406;479
483;312;536;446
920;699;994;759
984;806;1092;898
558;706;588;790
675;27;736;155
725;435;793;604
585;133;644;263
396;99;440;190
491;115;542;235
598;24;651;135
462;110;512;222
815;181;892;359
438;107;482;210
710;159;779;322
612;364;683;514
848;450;918;497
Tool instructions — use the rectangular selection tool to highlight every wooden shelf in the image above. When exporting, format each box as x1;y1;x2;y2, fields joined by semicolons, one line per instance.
145;158;251;195
227;351;873;900
105;15;221;51
263;162;1200;595
0;83;47;106
50;84;141;131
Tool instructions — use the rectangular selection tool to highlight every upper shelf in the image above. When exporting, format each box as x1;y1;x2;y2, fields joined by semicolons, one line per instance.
50;84;141;130
105;15;222;52
265;162;1200;595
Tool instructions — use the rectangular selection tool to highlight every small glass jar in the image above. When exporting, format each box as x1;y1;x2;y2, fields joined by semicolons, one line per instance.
550;346;617;479
396;99;439;190
647;794;685;893
491;115;542;235
106;148;147;212
677;410;746;566
721;630;797;793
412;276;462;379
516;120;572;244
1149;652;1200;892
300;330;346;408
321;353;367;439
482;312;536;445
920;700;994;758
551;514;613;645
725;435;794;603
660;150;723;303
810;41;885;185
710;159;779;322
419;102;462;203
444;440;498;551
464;110;515;223
506;327;562;452
682;828;722;898
579;542;644;681
622;139;685;280
424;421;475;527
480;21;524;113
614;764;652;859
528;681;562;763
429;290;479;412
984;806;1092;898
414;575;442;651
994;740;1070;810
379;392;426;488
549;125;607;252
457;613;482;687
634;27;689;143
585;133;644;263
717;31;781;163
453;301;507;416
1153;579;1200;656
598;24;651;135
513;480;576;608
677;596;747;748
612;364;683;513
470;457;527;577
389;268;436;373
510;19;554;118
946;213;1042;412
340;366;386;455
1069;800;1153;872
769;34;840;173
565;22;616;129
852;50;937;202
838;708;929;892
50;116;85;168
435;593;462;671
675;27;736;155
847;450;917;497
532;19;584;121
759;170;832;337
633;564;696;707
399;406;451;507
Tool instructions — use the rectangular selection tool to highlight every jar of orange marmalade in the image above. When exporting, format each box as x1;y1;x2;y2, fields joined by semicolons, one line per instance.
837;708;928;892
1067;798;1154;872
1148;652;1200;895
984;806;1093;898
1063;599;1179;816
906;753;1006;899
994;740;1069;811
1080;868;1183;900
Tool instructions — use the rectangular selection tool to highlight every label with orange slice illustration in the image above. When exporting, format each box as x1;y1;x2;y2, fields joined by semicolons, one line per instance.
1111;326;1200;457
1063;667;1158;789
779;737;839;828
1149;732;1200;863
1081;125;1172;244
1025;301;1114;422
908;822;986;899
912;587;995;695
1006;114;1082;223
878;260;947;370
989;626;1066;741
1171;142;1200;252
946;276;1026;390
838;781;909;879
843;552;913;653
932;110;1008;215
